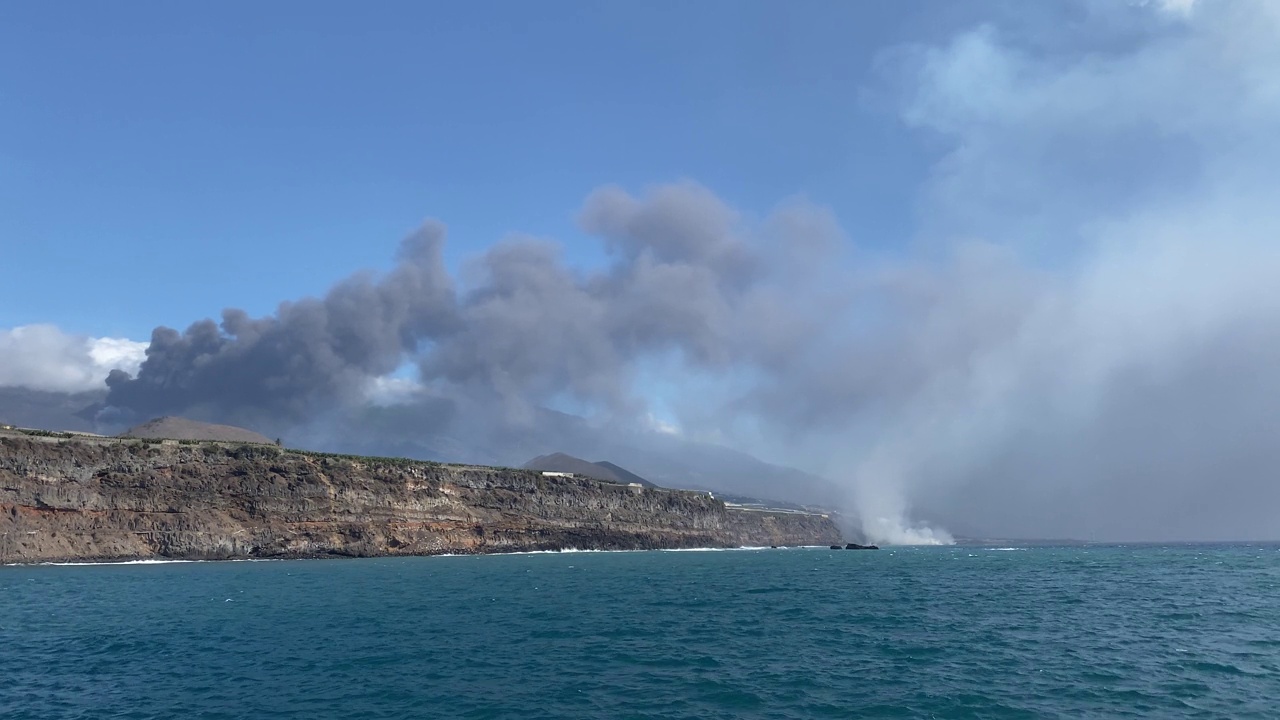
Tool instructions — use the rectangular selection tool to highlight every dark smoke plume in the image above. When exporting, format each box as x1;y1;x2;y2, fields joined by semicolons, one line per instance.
103;182;842;477
106;223;457;428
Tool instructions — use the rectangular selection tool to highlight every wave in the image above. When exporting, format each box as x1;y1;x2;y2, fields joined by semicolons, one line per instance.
9;558;285;567
441;546;785;558
8;545;819;566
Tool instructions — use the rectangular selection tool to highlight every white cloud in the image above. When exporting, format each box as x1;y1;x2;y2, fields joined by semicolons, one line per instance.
1154;0;1199;18
0;325;146;393
644;412;681;436
362;375;426;406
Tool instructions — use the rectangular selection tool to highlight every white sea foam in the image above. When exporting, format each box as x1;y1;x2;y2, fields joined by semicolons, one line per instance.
464;546;780;557
661;546;772;552
495;546;777;556
38;559;200;566
19;558;283;567
502;548;638;556
5;545;823;567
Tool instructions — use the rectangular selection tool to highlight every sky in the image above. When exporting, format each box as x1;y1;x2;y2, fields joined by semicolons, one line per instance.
1;0;944;337
4;0;1280;543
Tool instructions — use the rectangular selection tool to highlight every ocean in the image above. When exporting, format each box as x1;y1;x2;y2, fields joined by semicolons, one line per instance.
2;545;1278;719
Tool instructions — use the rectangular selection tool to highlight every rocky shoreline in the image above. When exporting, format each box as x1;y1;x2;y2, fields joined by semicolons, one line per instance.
0;432;843;564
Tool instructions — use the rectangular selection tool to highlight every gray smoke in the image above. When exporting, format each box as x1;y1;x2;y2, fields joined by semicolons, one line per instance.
102;0;1280;543
103;182;841;466
105;223;457;429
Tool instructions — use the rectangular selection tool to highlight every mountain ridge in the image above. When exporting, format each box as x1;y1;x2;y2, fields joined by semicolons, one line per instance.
120;416;275;445
522;453;662;489
0;388;843;511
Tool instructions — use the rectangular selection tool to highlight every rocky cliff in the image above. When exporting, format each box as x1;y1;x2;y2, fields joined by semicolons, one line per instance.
0;432;842;563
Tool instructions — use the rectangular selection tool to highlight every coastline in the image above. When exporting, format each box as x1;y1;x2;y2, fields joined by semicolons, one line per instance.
1;433;844;564
3;545;840;567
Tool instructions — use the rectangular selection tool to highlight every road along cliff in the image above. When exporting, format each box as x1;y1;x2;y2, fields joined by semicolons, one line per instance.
0;432;842;563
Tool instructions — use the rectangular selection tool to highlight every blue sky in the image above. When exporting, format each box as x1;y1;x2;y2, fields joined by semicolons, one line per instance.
0;0;966;339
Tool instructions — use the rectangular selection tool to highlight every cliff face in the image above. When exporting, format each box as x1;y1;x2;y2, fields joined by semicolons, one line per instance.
0;434;842;563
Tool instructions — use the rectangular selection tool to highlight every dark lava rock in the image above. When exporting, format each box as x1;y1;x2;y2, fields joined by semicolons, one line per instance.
845;543;880;550
0;435;845;563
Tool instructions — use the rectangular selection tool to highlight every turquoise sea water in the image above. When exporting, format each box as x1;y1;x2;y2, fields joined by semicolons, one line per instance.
3;545;1279;719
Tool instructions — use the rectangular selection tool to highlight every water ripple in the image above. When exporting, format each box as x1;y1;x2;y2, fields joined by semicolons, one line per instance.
3;545;1280;718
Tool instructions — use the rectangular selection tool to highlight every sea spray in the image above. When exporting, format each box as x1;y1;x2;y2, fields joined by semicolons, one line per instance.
849;452;954;546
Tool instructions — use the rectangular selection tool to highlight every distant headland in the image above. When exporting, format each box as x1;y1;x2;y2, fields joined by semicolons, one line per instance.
0;418;842;563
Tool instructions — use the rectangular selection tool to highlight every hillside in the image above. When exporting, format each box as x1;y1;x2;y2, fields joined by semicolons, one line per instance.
522;453;662;489
0;433;842;563
327;404;841;508
522;452;622;482
120;416;274;444
592;461;662;489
